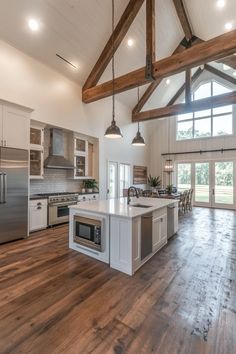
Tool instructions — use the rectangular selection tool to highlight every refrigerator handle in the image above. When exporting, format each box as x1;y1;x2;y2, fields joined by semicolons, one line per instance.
0;173;3;204
3;173;7;203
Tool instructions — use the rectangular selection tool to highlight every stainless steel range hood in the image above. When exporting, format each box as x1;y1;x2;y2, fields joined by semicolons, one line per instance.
44;128;74;169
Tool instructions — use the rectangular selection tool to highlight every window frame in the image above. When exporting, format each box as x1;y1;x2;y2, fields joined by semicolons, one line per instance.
176;79;233;141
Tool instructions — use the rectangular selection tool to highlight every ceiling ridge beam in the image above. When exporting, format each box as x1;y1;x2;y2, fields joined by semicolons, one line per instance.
83;0;145;90
132;90;236;122
173;0;193;41
82;29;236;103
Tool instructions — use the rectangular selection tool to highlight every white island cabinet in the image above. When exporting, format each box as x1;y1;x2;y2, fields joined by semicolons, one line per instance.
69;197;178;276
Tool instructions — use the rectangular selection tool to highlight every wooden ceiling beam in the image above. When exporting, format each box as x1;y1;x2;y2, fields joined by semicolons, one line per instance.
173;0;192;41
132;91;236;122
133;42;186;114
83;0;145;90
82;30;236;103
145;0;156;80
205;64;236;85
167;67;203;106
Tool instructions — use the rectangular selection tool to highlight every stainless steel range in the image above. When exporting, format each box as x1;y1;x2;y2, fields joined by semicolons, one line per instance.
47;193;78;226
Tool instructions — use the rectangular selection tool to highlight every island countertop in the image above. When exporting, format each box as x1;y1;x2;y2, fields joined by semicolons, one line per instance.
69;197;178;219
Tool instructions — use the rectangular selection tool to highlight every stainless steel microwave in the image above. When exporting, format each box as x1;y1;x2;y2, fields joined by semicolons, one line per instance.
73;215;104;252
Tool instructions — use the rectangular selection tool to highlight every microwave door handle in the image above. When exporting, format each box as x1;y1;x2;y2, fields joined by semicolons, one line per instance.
0;173;3;204
3;173;7;203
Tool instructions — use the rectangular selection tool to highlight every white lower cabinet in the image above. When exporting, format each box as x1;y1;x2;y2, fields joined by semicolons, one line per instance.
152;208;167;253
110;216;133;275
29;199;48;232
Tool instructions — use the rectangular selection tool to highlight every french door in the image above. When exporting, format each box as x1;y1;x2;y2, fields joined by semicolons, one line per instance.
107;161;131;199
177;160;235;209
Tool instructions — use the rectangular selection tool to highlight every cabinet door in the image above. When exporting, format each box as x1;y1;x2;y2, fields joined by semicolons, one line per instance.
152;216;161;252
160;213;167;244
30;150;44;179
30;204;47;232
132;217;141;270
3;105;30;150
0;105;3;143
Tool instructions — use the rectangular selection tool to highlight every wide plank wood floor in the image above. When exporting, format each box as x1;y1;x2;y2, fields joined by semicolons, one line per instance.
0;207;236;354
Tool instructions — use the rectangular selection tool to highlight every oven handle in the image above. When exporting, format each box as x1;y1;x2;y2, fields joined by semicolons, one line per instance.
49;201;77;207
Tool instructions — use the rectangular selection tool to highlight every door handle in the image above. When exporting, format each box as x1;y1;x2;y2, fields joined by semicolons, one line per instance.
212;188;215;196
0;173;3;204
3;173;7;203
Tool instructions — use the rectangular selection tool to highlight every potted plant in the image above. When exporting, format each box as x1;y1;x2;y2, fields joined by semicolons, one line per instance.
147;175;161;192
83;179;99;193
166;184;173;195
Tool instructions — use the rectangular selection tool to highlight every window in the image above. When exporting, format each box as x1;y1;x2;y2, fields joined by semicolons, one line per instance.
177;80;233;140
119;163;131;197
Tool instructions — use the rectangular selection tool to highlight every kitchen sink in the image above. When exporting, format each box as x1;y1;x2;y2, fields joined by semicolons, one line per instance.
130;203;152;208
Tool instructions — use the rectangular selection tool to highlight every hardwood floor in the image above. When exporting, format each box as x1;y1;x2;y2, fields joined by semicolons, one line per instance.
0;208;236;354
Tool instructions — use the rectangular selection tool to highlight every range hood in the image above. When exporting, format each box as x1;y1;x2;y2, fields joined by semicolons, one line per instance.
44;128;74;170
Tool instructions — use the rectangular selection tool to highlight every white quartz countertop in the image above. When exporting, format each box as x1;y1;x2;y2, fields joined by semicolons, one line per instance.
69;197;178;219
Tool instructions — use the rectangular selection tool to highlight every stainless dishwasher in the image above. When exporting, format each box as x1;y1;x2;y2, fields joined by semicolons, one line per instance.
167;203;178;239
141;213;153;260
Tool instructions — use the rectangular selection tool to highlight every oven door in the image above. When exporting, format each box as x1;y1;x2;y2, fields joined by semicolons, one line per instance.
49;202;76;226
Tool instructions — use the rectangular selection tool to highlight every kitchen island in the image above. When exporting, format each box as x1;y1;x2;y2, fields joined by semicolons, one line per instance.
69;197;178;275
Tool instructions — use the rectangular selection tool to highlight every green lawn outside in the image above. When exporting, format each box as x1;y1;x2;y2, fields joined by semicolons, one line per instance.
178;184;233;204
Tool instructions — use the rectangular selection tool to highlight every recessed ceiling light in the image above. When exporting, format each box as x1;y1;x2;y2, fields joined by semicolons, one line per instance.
28;18;40;31
127;39;134;47
166;79;171;85
225;22;233;31
216;0;225;8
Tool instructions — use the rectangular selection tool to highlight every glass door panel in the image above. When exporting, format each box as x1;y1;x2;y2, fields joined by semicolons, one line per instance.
119;164;131;197
213;162;234;208
177;163;191;192
195;162;210;205
107;162;118;199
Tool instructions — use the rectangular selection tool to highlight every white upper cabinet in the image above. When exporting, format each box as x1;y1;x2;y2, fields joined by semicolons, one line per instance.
0;105;3;144
0;102;32;150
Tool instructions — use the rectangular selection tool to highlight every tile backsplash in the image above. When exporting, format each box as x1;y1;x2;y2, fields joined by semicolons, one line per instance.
30;169;82;195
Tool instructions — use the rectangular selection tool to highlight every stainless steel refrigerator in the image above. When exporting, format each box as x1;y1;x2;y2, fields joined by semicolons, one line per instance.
0;147;28;243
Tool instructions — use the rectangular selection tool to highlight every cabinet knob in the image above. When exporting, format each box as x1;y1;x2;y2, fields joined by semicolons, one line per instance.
160;218;163;222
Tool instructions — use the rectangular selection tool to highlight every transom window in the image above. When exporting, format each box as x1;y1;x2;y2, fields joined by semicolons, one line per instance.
177;80;233;140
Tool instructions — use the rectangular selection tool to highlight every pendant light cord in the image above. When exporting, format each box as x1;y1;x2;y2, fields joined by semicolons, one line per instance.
112;0;115;122
137;86;140;132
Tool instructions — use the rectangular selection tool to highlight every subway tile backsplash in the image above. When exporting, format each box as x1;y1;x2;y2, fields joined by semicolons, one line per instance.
30;169;82;195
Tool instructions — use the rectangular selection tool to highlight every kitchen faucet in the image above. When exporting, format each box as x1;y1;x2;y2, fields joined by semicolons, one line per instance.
127;186;139;205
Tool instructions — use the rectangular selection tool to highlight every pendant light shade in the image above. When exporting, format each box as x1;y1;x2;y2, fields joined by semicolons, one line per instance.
105;120;123;138
104;0;122;139
132;126;145;146
132;87;145;146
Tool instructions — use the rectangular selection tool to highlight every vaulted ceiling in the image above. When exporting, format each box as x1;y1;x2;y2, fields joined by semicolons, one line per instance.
0;0;235;110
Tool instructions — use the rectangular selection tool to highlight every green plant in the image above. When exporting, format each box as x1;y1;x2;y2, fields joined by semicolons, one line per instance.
166;184;173;194
83;179;99;191
147;175;161;188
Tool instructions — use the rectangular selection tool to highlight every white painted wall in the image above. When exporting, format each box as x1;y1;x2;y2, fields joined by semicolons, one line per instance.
148;71;236;187
0;40;149;198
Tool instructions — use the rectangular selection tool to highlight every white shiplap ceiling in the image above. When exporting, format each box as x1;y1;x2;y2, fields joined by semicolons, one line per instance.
0;0;235;109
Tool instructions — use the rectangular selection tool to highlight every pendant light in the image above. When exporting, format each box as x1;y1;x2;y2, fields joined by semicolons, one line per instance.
104;0;122;139
132;87;145;146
